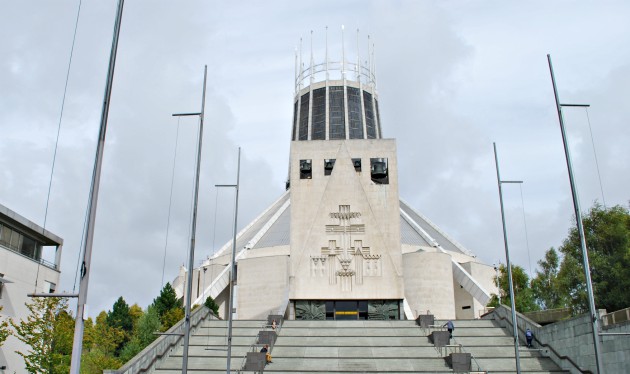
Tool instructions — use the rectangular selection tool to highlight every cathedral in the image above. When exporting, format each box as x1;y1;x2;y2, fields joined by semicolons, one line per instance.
173;36;497;322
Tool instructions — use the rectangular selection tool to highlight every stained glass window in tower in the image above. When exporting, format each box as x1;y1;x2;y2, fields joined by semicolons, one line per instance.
347;87;364;139
311;88;326;140
292;100;298;141
328;86;345;139
298;92;310;141
363;91;376;139
375;99;382;138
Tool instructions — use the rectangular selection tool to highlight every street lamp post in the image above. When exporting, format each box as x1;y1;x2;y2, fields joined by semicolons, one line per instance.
216;147;241;374
493;142;523;374
70;1;125;372
547;54;603;374
173;65;208;374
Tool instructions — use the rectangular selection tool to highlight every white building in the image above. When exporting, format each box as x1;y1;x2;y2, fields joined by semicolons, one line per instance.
173;41;497;322
0;203;63;373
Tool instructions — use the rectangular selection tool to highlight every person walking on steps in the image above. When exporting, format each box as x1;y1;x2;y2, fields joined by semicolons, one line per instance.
526;328;534;348
444;320;454;339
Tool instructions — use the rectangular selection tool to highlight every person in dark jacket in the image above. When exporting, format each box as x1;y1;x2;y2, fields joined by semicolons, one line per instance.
526;328;534;348
260;344;272;363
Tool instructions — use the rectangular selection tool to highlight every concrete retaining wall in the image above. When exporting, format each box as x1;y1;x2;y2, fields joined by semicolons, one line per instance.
485;305;630;374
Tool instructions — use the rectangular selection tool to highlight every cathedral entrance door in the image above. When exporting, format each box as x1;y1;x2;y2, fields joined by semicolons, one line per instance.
325;300;369;320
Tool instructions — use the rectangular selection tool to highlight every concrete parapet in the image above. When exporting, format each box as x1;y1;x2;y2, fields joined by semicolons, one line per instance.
485;305;630;374
445;352;471;372
243;352;266;371
416;314;435;328
258;330;278;346
105;306;214;374
430;331;451;347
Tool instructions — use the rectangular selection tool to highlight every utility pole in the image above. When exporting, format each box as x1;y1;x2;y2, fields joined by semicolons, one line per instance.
69;1;125;372
216;147;241;374
173;65;208;374
547;54;603;374
493;142;522;374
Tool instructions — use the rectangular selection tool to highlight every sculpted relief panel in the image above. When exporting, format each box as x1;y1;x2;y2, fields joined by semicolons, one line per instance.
310;205;382;291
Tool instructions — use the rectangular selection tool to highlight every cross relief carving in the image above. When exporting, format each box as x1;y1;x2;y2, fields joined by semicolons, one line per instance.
311;205;382;291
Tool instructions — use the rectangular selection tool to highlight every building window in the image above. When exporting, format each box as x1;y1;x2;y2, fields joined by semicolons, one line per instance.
311;88;326;140
300;159;312;179
370;158;389;184
329;86;345;139
0;273;4;299
352;158;362;172
347;87;364;139
375;99;382;137
46;281;56;294
292;100;299;141
363;91;377;139
298;92;310;141
324;159;335;176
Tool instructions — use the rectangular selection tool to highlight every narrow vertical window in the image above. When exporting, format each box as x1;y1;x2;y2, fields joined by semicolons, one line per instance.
329;86;346;139
363;91;376;139
311;88;326;140
375;99;382;138
347;87;364;139
292;100;299;141
299;93;310;141
324;159;335;176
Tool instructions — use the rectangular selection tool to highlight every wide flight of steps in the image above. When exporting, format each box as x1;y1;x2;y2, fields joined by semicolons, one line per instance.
441;319;567;374
152;319;265;373
147;318;568;373
264;319;567;374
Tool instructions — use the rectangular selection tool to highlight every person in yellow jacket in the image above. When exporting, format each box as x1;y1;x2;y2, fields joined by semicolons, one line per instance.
260;344;272;363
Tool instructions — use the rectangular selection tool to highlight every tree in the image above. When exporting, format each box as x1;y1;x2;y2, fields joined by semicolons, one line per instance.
531;248;568;310
557;203;630;313
82;311;124;372
487;264;539;313
152;283;182;319
204;296;219;316
128;303;144;329
50;309;74;373
119;305;161;363
107;296;133;335
9;297;70;373
151;283;183;331
106;296;133;353
0;305;11;347
160;308;184;332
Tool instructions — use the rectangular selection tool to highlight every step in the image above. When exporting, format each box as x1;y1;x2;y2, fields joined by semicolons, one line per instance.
261;357;452;372
271;345;442;358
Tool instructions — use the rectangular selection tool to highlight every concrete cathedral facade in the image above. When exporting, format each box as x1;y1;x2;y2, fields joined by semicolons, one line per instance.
173;39;497;322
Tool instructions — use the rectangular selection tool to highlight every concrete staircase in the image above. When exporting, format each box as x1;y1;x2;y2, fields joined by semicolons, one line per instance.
263;319;568;374
153;319;265;373
436;319;568;374
145;318;568;373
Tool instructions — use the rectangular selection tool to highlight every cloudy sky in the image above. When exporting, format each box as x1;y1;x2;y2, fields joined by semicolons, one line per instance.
2;1;628;315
